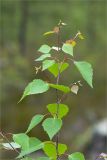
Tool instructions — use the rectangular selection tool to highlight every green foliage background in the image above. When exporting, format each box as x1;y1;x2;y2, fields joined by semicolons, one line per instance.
0;0;106;159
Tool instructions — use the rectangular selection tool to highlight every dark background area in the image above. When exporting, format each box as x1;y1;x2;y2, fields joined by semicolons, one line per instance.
0;0;107;160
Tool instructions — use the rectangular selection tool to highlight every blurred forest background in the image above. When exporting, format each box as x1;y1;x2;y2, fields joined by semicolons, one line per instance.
0;0;107;160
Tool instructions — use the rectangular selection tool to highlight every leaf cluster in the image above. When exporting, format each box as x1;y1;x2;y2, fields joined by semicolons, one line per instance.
2;21;93;160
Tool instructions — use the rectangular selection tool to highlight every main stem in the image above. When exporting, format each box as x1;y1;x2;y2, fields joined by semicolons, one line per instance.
56;26;61;160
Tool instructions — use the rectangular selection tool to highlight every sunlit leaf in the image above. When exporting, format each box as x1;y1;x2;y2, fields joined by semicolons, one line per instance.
19;79;49;102
42;118;62;140
68;152;85;160
43;141;67;159
49;83;70;93
43;31;55;36
13;133;29;150
2;142;21;150
71;85;79;94
48;62;69;77
74;61;93;88
35;54;51;61
26;115;44;133
43;142;56;159
38;45;51;54
47;103;69;118
62;43;73;56
42;60;55;71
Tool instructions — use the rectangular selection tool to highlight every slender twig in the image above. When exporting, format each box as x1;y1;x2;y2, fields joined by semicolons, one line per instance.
72;31;80;41
0;131;19;154
55;26;61;160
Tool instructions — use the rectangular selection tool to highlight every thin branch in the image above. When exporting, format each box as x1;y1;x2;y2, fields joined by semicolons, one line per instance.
55;26;61;160
0;131;19;154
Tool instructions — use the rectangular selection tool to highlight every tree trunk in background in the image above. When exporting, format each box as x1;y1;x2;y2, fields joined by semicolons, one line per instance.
19;1;29;55
0;0;4;49
86;1;96;50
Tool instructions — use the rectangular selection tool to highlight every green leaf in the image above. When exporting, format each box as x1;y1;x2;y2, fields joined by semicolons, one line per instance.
49;83;70;93
36;157;50;160
68;152;85;160
47;103;69;118
38;45;51;54
43;142;56;159
43;31;55;36
17;143;44;159
48;62;69;77
29;137;42;148
35;54;51;61
62;43;73;56
43;141;67;159
42;118;62;140
42;60;55;71
74;61;93;88
13;133;29;151
26;114;44;133
58;143;67;155
13;134;42;152
19;79;49;102
78;34;84;40
13;134;43;159
78;31;84;40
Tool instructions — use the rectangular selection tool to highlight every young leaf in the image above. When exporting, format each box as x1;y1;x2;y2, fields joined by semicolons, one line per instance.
78;31;84;40
2;142;21;150
43;142;56;159
42;118;62;140
13;133;29;150
43;141;67;159
26;115;44;133
68;152;85;160
58;143;67;156
19;79;49;102
17;143;44;159
62;43;73;56
71;85;79;94
74;61;93;88
49;83;70;93
43;31;55;36
36;157;50;160
42;60;55;71
38;45;51;54
35;54;51;61
48;62;69;77
47;103;69;118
